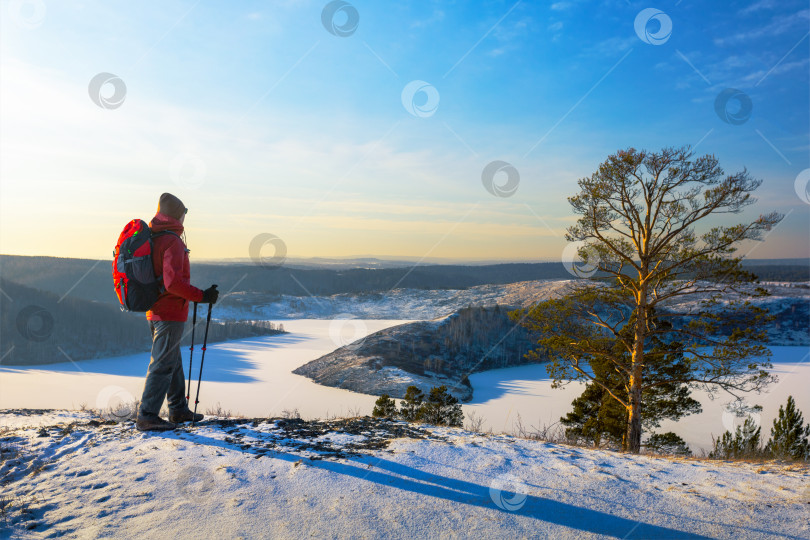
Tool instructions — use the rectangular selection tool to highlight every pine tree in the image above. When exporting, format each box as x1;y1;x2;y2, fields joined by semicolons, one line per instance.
420;385;463;427
372;394;398;419
765;396;810;460
710;417;762;459
560;311;701;449
399;386;424;422
513;146;781;452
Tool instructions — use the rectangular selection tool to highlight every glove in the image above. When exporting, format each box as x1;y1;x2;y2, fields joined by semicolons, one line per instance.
201;284;219;304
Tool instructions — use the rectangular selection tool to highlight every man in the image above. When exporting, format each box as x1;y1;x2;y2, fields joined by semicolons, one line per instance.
136;193;219;432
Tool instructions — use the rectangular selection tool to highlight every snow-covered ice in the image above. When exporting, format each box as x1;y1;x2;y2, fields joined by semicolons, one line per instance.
0;320;411;422
465;346;810;453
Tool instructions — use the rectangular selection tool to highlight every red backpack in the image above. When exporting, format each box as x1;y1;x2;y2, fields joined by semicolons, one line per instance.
112;219;178;312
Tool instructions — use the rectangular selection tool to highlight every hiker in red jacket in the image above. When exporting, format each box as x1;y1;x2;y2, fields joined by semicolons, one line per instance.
136;193;219;432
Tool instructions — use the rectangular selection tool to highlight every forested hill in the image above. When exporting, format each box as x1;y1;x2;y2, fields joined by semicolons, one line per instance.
0;278;284;366
2;255;807;307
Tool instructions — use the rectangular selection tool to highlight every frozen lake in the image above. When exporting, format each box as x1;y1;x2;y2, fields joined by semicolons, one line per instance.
1;319;807;452
465;346;810;453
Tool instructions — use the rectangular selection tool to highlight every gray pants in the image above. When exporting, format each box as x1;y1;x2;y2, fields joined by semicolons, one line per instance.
139;320;188;418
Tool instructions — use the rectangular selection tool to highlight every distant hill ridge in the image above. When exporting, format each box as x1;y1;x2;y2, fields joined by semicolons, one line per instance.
2;254;807;307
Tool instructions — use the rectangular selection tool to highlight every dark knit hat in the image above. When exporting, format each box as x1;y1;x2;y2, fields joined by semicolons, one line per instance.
157;193;187;220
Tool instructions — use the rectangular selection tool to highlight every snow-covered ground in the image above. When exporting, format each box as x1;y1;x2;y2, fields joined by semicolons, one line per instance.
1;411;808;539
1;320;808;454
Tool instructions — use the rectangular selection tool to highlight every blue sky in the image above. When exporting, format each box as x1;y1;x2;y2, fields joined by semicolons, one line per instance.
1;0;808;261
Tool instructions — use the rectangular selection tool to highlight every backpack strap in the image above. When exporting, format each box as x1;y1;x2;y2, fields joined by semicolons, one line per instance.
151;230;181;240
153;230;187;253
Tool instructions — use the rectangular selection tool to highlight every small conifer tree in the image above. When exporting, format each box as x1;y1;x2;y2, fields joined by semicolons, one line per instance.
710;417;762;459
765;396;810;460
372;394;398;419
420;385;463;427
400;386;425;422
644;432;692;456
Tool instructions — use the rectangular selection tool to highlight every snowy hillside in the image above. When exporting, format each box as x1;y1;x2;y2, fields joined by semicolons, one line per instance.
215;280;810;345
1;410;808;539
293;306;536;402
214;279;573;321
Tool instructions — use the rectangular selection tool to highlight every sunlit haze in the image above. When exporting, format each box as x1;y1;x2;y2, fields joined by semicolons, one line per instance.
1;1;808;261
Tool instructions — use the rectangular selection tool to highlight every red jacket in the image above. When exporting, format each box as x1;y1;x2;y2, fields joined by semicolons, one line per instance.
146;213;204;322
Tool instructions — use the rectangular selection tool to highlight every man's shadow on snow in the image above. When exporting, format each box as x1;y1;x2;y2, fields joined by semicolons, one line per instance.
159;428;744;540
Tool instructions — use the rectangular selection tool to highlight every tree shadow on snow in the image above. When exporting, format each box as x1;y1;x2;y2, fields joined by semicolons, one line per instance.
467;364;569;403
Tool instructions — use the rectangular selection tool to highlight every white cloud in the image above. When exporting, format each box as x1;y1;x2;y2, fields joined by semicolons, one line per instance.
741;58;810;84
714;9;810;46
581;36;636;58
740;0;779;15
410;9;445;29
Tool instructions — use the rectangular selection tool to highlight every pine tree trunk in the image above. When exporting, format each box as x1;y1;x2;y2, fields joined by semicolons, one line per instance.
626;374;643;453
626;285;648;454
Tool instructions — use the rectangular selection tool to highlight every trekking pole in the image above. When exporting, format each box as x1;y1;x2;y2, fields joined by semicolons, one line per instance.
192;302;213;426
186;302;198;402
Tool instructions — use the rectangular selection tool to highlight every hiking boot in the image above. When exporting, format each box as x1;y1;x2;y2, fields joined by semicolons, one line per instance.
136;414;176;432
169;408;204;423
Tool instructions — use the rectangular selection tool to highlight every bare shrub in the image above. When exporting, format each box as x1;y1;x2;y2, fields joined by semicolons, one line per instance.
204;402;233;419
346;406;362;418
511;414;567;443
465;410;486;432
281;408;301;420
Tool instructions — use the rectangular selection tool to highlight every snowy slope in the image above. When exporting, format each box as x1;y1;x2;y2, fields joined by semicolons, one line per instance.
1;410;808;539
